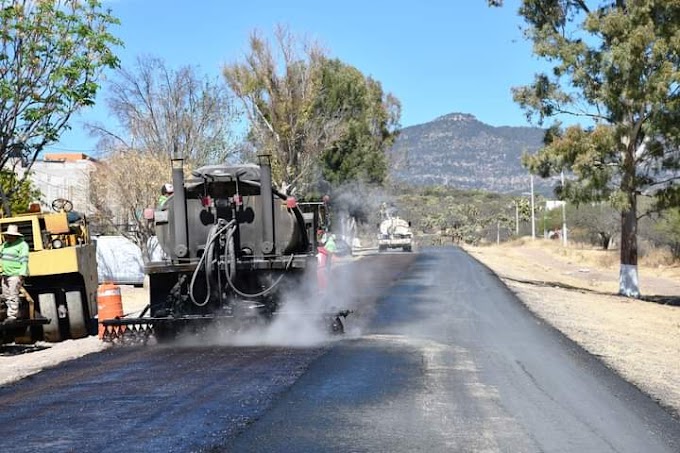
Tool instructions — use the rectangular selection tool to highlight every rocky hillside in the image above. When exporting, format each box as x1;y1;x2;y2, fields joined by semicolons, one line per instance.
389;112;557;195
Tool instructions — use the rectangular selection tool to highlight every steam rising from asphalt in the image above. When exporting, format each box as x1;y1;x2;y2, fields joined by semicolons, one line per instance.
227;292;330;347
173;255;366;348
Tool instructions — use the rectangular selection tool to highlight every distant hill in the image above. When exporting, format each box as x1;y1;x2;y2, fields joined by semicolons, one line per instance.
389;112;557;195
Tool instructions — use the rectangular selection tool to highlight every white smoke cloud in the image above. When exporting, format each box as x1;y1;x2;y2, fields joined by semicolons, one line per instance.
167;255;368;348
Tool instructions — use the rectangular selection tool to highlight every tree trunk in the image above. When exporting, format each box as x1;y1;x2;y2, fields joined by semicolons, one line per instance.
0;185;11;217
598;232;611;250
619;191;639;297
673;242;680;261
140;237;151;264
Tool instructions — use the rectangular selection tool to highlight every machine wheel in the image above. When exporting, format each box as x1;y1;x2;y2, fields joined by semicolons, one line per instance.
38;293;60;342
65;290;88;339
330;316;344;334
51;198;73;213
153;322;177;343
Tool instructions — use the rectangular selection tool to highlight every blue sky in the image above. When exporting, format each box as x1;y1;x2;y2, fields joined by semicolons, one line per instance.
54;0;544;153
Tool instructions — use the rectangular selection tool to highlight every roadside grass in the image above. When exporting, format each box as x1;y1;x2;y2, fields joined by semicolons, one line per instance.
639;245;676;267
494;237;680;276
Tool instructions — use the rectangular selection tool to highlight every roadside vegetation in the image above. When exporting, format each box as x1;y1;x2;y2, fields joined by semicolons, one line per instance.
492;1;680;298
387;184;680;267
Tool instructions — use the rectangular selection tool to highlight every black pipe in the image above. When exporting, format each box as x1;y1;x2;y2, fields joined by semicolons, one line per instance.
258;154;275;255
171;158;189;258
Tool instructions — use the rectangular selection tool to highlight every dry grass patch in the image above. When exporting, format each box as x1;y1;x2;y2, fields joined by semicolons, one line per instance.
641;246;676;268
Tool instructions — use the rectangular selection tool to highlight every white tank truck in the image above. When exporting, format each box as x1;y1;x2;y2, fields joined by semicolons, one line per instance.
377;204;413;252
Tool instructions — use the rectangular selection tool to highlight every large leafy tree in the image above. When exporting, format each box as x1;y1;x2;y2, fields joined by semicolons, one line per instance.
223;26;401;195
317;59;401;186
506;0;680;298
223;26;330;193
0;0;121;215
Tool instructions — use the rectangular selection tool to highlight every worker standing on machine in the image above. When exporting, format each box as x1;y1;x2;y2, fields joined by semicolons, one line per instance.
0;224;29;322
157;183;174;208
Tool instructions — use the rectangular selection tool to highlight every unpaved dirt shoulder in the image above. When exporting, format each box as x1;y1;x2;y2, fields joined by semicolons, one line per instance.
464;244;680;418
0;337;108;387
0;285;145;387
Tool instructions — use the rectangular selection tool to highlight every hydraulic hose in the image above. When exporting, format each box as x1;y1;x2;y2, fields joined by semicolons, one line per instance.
222;224;295;299
189;220;234;307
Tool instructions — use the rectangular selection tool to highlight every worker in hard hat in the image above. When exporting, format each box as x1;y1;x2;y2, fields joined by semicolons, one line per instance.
158;183;174;208
0;224;29;322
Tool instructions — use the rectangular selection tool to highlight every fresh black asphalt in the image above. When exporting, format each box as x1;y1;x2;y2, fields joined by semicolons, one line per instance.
225;247;680;452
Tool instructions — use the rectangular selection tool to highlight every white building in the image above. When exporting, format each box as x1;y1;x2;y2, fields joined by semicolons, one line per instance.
545;200;566;211
17;152;97;215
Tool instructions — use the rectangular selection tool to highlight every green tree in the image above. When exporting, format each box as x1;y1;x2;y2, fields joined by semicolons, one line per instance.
510;1;680;298
317;59;401;186
223;26;330;193
0;0;121;215
223;25;401;195
0;169;40;214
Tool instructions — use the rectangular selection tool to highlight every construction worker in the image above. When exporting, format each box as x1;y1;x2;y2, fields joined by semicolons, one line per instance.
0;224;29;322
323;233;337;270
158;183;174;208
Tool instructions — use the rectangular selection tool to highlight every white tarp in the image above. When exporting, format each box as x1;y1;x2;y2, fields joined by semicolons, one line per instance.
94;236;163;286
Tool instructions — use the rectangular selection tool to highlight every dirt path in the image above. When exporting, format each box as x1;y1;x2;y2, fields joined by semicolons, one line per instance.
464;239;680;417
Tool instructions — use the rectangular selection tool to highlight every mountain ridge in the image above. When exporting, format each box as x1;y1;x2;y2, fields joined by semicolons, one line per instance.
389;112;557;195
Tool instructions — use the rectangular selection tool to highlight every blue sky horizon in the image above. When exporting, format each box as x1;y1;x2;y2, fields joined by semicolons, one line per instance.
53;0;546;154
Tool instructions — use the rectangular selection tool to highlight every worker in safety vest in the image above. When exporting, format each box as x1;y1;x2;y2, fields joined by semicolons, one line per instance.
0;224;29;322
158;183;174;208
323;233;337;270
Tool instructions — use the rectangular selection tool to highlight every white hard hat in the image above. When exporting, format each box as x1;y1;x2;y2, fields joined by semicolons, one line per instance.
2;224;23;237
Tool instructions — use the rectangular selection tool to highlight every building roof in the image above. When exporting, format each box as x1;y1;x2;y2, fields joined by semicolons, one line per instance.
43;152;94;162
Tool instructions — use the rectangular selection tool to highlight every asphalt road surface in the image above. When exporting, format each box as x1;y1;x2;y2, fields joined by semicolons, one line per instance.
1;247;679;452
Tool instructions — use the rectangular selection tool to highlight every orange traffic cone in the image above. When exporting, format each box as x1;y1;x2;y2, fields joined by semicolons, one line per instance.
97;282;123;339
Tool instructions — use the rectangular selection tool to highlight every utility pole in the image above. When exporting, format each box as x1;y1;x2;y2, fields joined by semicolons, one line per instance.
561;171;568;246
514;201;519;236
530;174;536;239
